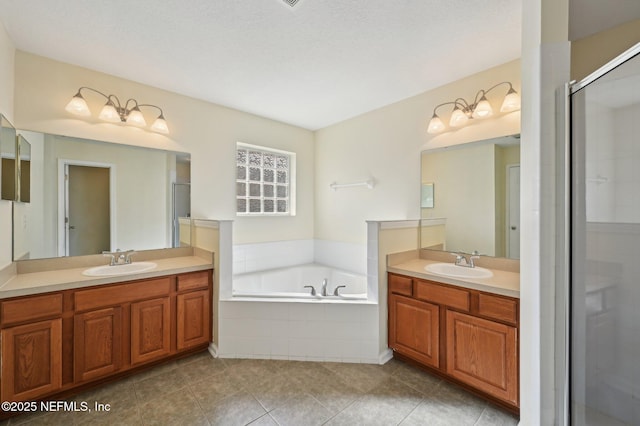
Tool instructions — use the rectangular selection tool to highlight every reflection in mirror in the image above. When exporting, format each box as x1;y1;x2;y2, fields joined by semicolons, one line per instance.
12;131;191;261
420;134;520;259
17;135;31;202
0;114;17;201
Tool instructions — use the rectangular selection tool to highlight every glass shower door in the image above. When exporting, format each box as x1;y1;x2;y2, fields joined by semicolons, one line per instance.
570;46;640;425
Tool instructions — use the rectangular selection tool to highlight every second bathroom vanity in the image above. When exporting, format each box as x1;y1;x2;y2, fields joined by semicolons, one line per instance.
387;249;520;413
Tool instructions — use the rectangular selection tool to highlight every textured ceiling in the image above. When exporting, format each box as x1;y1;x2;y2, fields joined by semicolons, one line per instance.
0;0;522;130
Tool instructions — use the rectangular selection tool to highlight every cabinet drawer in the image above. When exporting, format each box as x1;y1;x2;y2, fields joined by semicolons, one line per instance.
415;280;469;311
177;270;210;292
389;274;413;296
478;293;518;325
1;293;63;326
75;278;171;311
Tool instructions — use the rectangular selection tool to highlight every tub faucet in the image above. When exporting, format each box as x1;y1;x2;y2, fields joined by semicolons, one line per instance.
333;285;346;296
303;285;316;296
321;278;328;296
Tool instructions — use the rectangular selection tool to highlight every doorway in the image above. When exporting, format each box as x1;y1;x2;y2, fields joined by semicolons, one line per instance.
57;160;115;256
506;164;520;259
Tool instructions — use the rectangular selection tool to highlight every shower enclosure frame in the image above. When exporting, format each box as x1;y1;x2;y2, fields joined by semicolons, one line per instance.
562;42;640;425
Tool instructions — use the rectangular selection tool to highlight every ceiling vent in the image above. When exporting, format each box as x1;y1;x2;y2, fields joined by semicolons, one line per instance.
282;0;300;6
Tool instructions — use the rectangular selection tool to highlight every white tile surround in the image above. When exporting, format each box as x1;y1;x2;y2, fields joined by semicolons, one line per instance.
216;230;399;363
232;239;315;275
218;300;380;363
232;239;366;275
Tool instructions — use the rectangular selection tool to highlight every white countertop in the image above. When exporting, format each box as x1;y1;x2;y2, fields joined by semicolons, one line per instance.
388;258;520;298
0;256;213;299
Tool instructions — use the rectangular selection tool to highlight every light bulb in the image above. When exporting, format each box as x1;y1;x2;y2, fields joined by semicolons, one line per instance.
427;113;445;134
150;114;169;134
99;101;121;123
449;106;469;128
126;107;147;127
472;95;493;119
65;92;91;117
500;88;521;112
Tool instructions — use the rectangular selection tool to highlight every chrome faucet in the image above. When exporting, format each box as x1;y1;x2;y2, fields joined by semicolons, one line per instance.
102;249;135;266
333;285;346;296
321;278;328;296
303;285;317;296
451;251;480;268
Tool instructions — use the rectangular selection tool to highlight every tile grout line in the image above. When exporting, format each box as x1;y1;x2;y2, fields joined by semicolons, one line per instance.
395;397;426;426
184;383;212;426
320;398;359;425
473;407;489;426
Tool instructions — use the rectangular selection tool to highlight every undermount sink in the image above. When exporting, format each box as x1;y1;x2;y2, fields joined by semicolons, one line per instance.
83;261;157;277
424;263;493;279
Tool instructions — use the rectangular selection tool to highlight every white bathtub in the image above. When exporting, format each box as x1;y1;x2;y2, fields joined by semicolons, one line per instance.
220;263;380;362
232;263;368;301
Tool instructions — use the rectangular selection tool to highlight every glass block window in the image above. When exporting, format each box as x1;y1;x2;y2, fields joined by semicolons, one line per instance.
236;143;296;216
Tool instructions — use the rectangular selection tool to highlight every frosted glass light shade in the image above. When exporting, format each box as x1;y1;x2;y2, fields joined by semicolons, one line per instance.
126;107;147;127
150;115;169;134
65;94;91;117
427;114;445;134
472;96;493;119
449;106;469;127
500;88;521;112
99;102;121;123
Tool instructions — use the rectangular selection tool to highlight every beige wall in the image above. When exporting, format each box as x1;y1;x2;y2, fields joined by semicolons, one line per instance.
0;24;14;268
12;51;315;247
571;19;640;81
314;60;521;244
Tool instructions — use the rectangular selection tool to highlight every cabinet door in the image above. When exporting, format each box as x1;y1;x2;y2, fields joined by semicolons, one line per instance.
389;293;439;368
131;297;171;365
177;290;210;351
446;310;518;405
74;307;122;383
1;319;62;402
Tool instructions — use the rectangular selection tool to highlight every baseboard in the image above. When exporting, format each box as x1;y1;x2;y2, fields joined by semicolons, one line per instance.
378;348;393;364
208;342;219;358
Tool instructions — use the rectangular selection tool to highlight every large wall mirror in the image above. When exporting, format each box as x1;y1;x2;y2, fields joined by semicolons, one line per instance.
420;134;520;259
1;114;17;201
12;131;191;261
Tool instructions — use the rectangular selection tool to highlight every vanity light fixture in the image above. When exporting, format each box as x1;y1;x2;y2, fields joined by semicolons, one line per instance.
427;82;521;134
65;87;169;134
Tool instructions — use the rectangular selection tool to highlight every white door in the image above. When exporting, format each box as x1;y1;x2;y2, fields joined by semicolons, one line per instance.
507;165;520;259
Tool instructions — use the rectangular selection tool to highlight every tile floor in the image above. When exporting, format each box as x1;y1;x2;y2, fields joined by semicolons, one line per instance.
1;352;519;426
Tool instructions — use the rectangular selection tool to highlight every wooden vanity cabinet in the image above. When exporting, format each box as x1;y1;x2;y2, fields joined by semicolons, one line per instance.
388;272;519;412
1;319;63;401
388;274;440;368
74;306;123;382
0;269;213;406
130;297;172;365
446;310;518;405
0;293;63;402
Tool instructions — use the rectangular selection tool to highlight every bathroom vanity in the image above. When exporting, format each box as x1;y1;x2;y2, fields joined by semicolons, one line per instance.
0;251;213;410
387;251;519;413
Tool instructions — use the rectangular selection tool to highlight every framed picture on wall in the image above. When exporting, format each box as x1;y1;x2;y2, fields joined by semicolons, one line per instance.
421;183;434;208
